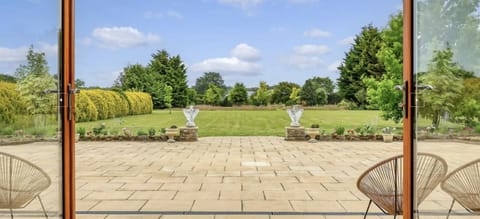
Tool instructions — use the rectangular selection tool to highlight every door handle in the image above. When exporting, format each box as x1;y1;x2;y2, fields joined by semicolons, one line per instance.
395;80;408;119
43;85;80;121
415;85;433;90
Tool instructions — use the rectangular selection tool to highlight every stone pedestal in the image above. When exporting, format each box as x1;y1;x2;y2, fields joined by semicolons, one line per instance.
179;127;198;141
285;127;306;141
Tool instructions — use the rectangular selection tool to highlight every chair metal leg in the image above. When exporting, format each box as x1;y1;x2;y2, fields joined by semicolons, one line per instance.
364;199;372;219
10;208;13;219
446;199;455;219
38;196;48;219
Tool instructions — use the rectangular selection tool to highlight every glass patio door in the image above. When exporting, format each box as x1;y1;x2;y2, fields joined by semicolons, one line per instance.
413;0;480;218
0;0;69;218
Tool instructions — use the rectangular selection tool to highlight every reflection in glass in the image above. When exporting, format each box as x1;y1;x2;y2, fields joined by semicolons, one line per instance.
415;0;480;218
0;1;61;218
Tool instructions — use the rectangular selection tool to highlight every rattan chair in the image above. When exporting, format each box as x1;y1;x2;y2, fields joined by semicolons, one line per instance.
357;153;447;219
441;158;480;219
0;152;51;218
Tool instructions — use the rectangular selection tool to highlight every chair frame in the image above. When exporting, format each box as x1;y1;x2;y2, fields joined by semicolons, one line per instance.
441;158;480;219
357;153;447;219
0;152;51;218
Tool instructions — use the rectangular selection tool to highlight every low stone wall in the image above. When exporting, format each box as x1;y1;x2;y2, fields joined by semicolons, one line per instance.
285;127;306;141
179;127;198;141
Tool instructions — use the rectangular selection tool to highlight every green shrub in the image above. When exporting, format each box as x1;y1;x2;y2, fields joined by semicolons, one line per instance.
475;125;480;134
0;81;27;124
77;127;86;137
0;127;15;136
335;126;345;135
137;130;148;136
29;128;48;137
148;128;156;136
311;124;320;128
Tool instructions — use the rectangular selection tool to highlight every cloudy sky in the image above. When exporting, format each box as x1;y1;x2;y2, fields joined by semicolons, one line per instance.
0;0;401;87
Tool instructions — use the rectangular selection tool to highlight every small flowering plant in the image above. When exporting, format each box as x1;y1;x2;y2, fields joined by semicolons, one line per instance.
382;127;396;134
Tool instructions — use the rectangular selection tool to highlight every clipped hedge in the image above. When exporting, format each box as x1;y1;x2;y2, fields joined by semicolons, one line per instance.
125;91;153;115
75;92;98;122
0;82;26;124
75;89;152;122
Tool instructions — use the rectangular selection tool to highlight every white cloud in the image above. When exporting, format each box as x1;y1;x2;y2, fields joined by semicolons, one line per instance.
38;42;58;57
190;57;261;76
286;55;324;69
328;60;342;72
218;0;263;9
91;26;160;49
0;46;28;63
294;44;330;55
304;28;331;38
339;36;355;45
144;10;183;19
230;43;261;61
191;44;262;76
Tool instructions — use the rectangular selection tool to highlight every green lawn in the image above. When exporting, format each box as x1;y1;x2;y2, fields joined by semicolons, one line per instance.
77;109;411;136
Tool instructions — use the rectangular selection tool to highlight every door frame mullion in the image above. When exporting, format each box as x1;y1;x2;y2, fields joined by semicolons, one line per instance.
403;0;414;218
61;0;75;218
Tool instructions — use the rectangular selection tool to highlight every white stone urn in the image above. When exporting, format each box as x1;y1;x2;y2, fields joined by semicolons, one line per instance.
383;134;394;143
305;128;320;143
165;128;179;143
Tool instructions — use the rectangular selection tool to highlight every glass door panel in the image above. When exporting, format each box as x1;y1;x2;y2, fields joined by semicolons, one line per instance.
414;0;480;218
0;1;63;218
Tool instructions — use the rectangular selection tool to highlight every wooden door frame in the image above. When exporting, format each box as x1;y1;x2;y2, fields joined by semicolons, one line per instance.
58;1;415;218
62;0;75;218
403;0;414;218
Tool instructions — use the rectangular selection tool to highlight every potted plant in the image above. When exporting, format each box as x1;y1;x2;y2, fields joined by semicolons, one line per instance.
165;125;179;143
148;128;156;140
335;126;345;140
305;124;320;142
137;130;148;141
382;127;395;143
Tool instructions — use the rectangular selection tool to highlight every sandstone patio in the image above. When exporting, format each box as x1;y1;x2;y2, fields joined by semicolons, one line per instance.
0;137;479;219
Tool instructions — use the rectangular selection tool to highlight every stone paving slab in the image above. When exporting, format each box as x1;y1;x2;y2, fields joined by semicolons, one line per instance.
1;137;479;218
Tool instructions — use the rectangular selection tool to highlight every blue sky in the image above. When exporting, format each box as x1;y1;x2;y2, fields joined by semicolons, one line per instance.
0;0;401;87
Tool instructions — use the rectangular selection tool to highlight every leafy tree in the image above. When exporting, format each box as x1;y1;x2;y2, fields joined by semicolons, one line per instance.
15;47;56;128
300;77;331;106
75;78;86;88
337;24;385;109
167;55;188;107
228;82;248;105
270;82;300;104
148;50;188;108
186;88;197;105
453;78;480;127
288;87;301;106
417;0;480;73
251;81;270;106
15;46;49;80
0;74;16;83
115;64;167;108
205;84;224;106
115;64;150;90
418;48;464;128
194;72;226;95
364;12;404;123
163;85;173;114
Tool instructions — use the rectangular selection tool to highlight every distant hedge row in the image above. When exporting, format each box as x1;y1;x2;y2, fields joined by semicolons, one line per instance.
0;82;27;124
75;89;153;122
1;83;152;123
